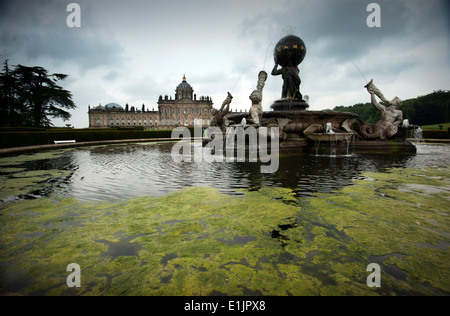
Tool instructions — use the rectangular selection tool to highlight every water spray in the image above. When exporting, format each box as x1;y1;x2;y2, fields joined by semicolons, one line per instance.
231;65;256;95
351;61;369;84
263;42;274;70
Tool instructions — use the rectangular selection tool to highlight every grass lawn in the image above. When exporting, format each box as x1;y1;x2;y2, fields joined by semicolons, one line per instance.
420;122;450;130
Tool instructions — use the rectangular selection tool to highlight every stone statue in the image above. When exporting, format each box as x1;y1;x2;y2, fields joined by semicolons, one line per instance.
361;79;403;140
248;71;267;126
271;63;302;100
211;92;233;132
270;35;309;111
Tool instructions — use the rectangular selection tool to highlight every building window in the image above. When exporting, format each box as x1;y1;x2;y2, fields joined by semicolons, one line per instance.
110;119;114;126
192;108;195;114
144;119;147;125
127;119;131;125
161;108;164;113
178;119;181;125
155;119;158;125
192;118;195;125
161;119;165;125
138;119;142;125
185;118;188;126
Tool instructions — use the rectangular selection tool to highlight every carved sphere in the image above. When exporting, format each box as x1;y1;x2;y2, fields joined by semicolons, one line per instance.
274;35;306;67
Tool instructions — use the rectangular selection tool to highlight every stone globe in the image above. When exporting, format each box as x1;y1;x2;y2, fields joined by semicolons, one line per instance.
274;35;306;67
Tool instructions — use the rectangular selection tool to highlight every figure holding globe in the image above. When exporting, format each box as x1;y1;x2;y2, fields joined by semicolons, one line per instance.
271;63;302;100
270;35;309;111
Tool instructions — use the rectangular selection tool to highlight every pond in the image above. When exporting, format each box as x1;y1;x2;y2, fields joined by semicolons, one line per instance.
1;141;448;202
0;141;449;296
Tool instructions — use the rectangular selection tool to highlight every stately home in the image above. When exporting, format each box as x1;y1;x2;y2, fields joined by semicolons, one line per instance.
88;75;214;129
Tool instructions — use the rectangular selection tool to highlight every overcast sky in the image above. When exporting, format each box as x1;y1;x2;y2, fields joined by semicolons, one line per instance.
1;0;449;128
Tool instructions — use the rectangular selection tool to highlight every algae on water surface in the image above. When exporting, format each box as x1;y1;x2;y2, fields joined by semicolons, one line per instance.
0;166;449;295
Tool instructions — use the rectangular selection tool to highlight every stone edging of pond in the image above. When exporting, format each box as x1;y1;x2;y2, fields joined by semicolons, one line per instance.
0;137;206;156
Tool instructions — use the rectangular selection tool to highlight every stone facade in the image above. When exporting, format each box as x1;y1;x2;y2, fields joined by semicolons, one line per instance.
88;75;214;129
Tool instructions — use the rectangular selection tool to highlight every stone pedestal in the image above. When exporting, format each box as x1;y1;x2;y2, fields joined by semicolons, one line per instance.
270;99;309;111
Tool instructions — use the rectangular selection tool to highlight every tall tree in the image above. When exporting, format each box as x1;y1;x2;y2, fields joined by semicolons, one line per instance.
0;60;26;126
13;64;76;127
0;61;76;127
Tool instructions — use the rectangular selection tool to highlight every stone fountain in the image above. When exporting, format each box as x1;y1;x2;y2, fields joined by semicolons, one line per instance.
219;34;417;155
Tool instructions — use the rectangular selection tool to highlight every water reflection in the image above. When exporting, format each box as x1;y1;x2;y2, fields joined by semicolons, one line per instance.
39;142;446;201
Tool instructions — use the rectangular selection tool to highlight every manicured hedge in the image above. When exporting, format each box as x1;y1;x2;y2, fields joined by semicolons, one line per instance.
0;129;178;148
422;130;449;139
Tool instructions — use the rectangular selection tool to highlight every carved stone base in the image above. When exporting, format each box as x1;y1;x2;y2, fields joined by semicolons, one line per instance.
277;136;416;155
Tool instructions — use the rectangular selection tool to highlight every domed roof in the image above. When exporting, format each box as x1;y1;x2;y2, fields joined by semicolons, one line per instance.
176;74;193;90
105;102;124;111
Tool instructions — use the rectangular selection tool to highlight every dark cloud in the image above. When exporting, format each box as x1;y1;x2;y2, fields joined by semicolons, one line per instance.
0;0;125;73
239;0;447;63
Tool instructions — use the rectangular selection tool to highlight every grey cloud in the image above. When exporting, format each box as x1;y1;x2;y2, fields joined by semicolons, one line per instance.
103;70;121;81
0;0;125;73
239;0;446;63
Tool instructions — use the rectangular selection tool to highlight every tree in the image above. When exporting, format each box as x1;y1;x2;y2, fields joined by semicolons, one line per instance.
0;60;76;127
0;60;26;126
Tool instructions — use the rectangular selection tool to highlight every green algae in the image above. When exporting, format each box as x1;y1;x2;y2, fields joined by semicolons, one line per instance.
0;150;73;202
0;166;449;296
0;167;27;174
0;149;73;167
0;169;71;201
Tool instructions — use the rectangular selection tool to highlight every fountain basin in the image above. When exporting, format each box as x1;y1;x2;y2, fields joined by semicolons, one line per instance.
226;109;416;154
306;132;354;142
227;110;360;133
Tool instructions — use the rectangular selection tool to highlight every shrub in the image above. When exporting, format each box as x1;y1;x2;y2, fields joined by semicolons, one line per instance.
0;129;175;148
422;130;448;139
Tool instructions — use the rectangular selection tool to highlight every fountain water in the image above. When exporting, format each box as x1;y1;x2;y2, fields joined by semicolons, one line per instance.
326;122;334;134
412;126;425;144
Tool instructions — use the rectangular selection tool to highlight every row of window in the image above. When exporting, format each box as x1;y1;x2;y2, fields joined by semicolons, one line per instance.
95;118;210;126
160;107;210;115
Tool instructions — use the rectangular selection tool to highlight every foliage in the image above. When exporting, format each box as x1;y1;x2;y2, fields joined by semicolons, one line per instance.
0;59;76;127
422;130;449;139
333;102;380;124
0;129;175;148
